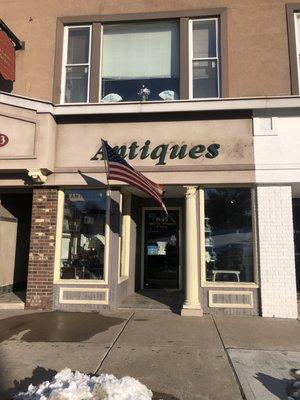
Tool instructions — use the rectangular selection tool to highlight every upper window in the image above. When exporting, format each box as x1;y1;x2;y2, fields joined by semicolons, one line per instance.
60;17;220;103
101;21;179;102
294;13;300;93
61;26;91;103
190;18;219;98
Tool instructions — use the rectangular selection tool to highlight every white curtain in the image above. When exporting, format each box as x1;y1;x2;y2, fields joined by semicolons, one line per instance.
102;21;179;79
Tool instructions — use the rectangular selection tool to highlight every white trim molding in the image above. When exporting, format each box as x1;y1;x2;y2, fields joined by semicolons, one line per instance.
59;287;109;305
188;17;220;100
60;25;92;104
208;290;254;308
53;188;110;286
3;91;300;115
253;110;278;136
199;187;259;289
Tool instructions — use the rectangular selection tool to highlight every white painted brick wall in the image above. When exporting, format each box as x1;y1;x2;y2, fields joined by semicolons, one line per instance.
257;186;298;318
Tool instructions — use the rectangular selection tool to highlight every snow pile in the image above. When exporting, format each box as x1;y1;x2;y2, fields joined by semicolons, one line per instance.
287;368;300;400
15;368;153;400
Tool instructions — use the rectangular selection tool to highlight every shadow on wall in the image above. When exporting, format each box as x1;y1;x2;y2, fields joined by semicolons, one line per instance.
0;76;13;93
0;193;33;293
255;372;294;399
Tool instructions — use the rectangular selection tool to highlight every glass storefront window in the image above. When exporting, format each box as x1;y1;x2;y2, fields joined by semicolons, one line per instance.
60;190;107;280
204;188;254;283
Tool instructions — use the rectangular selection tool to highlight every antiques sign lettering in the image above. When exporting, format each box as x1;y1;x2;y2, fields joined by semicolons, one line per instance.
91;140;220;166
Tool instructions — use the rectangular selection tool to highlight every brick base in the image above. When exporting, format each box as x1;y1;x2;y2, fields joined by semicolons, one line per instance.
25;188;58;310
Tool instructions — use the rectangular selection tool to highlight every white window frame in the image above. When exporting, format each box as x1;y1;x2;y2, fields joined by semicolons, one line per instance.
98;24;104;103
188;18;220;99
99;21;180;103
294;13;300;94
60;25;92;104
199;186;259;288
53;189;110;285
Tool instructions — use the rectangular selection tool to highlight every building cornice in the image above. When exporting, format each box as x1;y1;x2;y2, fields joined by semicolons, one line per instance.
2;91;300;116
0;91;53;113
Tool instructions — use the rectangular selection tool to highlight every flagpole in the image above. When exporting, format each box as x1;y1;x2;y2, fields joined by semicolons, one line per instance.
101;139;112;210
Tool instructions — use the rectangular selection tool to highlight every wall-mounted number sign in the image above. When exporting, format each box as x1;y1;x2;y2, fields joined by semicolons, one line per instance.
0;134;9;147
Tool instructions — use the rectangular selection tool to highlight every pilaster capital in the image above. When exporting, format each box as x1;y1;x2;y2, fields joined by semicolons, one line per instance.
183;185;198;199
27;168;52;184
28;169;47;184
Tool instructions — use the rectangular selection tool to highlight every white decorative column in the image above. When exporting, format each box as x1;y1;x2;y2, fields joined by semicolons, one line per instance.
182;186;203;316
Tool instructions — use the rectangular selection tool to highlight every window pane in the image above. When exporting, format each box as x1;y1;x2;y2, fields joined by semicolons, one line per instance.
60;190;107;280
193;60;218;98
297;14;300;44
193;20;216;58
65;66;88;103
101;21;179;101
67;27;90;64
205;188;254;283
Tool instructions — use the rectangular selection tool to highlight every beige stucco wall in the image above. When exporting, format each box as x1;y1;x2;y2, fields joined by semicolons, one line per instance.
0;103;57;173
56;118;253;168
51;116;254;185
0;206;17;288
0;97;255;185
0;0;298;101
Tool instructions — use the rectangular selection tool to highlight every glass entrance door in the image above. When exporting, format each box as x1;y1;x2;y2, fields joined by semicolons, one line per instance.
144;209;180;289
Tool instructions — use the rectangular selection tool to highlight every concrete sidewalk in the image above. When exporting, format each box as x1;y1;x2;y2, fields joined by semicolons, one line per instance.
214;316;300;400
0;310;299;400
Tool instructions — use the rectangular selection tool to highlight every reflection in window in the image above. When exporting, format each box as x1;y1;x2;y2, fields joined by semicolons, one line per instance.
60;190;107;280
101;21;179;102
204;188;254;283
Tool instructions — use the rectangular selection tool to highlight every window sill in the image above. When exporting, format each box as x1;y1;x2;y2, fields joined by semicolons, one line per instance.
118;276;129;284
53;279;108;285
201;281;259;289
53;95;300;116
59;96;221;106
3;91;300;115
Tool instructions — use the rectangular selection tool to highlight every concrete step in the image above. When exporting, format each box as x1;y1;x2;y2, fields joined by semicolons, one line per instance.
0;302;24;310
0;291;25;310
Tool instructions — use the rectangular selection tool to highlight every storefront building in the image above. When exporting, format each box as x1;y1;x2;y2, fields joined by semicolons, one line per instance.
0;0;299;318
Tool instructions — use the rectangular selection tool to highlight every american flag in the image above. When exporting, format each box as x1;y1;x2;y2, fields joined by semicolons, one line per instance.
101;139;167;214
